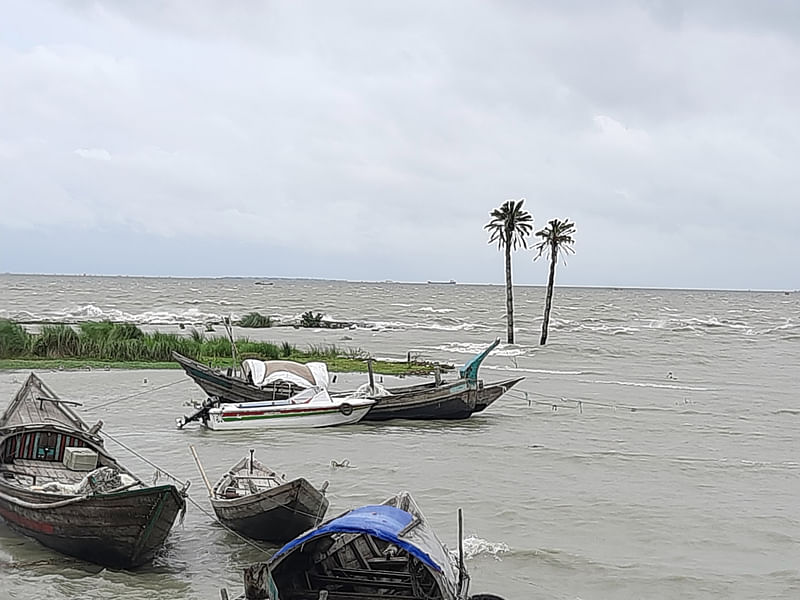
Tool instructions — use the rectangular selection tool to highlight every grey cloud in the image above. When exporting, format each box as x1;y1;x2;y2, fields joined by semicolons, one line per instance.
0;0;798;288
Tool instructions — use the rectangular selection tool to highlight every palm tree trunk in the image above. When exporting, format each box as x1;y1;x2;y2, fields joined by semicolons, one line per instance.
540;242;557;345
504;239;514;344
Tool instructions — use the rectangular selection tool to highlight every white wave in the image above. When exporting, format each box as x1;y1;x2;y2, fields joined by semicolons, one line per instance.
423;342;527;357
419;306;456;314
368;320;489;332
462;536;510;560
482;364;588;376
2;304;228;325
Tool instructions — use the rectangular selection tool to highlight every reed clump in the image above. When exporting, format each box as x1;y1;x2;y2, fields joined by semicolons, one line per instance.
0;319;447;375
237;312;273;328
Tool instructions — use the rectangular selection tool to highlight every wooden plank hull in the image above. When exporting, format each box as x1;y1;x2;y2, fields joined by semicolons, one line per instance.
173;353;301;404
211;478;328;543
174;353;524;422
362;377;524;421
0;484;185;569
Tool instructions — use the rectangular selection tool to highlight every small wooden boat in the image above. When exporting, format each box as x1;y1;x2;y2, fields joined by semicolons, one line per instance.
0;374;187;569
199;449;329;543
173;339;523;422
260;491;471;600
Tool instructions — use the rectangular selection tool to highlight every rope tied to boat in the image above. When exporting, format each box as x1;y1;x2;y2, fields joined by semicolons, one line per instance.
84;378;190;413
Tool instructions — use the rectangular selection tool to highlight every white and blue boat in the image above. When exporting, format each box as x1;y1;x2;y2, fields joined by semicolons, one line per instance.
264;491;470;600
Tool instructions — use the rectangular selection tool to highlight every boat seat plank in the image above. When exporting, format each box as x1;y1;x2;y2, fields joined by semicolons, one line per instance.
330;566;412;579
311;573;413;590
285;592;421;600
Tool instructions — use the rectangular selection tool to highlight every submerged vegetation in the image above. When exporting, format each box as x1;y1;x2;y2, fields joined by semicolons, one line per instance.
300;311;324;328
237;312;273;328
0;319;445;375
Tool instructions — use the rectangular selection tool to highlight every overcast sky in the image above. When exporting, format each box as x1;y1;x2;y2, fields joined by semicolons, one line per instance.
1;1;798;289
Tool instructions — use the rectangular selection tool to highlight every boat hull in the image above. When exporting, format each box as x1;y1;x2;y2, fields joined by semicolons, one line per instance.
173;353;303;404
205;403;372;431
211;478;328;543
173;352;524;423
362;377;524;421
0;484;185;569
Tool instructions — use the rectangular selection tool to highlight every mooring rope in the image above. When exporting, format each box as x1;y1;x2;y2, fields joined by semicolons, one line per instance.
84;378;189;413
98;428;272;556
507;389;712;414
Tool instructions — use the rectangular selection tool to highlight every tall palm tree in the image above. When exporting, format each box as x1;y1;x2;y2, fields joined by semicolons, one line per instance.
485;199;533;344
533;218;576;345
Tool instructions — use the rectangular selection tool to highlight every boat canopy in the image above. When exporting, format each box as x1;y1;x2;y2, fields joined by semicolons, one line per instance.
271;504;450;574
242;360;329;389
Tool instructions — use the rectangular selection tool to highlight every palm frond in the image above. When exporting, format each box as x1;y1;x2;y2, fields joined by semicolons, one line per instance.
484;198;533;250
533;218;576;263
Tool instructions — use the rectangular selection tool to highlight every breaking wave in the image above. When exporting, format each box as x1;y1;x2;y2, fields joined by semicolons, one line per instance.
462;536;510;560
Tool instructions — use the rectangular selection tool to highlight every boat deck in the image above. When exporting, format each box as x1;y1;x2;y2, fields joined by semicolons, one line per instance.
6;458;88;485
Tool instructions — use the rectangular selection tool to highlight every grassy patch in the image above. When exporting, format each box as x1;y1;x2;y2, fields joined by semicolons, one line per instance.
0;319;450;375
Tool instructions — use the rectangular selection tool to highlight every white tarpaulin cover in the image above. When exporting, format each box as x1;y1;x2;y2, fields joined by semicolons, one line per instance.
242;359;330;389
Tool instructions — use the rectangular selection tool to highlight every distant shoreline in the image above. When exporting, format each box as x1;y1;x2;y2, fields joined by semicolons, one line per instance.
1;272;795;293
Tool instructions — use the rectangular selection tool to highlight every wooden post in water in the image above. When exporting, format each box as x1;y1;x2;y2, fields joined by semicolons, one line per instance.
249;448;255;475
457;507;465;593
219;589;229;600
243;563;270;600
367;359;375;394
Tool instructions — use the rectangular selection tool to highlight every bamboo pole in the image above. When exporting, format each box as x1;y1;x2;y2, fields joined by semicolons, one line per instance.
189;445;213;497
457;507;464;593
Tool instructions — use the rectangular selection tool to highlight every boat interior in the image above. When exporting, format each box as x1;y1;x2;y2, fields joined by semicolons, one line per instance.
271;494;455;600
271;533;448;600
0;425;137;495
213;456;286;500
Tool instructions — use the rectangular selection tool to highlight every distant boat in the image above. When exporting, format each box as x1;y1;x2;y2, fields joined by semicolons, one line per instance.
427;279;457;285
254;281;274;286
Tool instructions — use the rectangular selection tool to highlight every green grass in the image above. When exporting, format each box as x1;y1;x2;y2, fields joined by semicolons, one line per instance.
0;319;450;375
237;312;272;328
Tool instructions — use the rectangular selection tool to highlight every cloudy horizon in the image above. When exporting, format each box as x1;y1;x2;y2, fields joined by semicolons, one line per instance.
2;1;799;291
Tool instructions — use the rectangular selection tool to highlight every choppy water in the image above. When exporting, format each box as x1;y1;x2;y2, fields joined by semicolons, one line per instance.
0;274;799;599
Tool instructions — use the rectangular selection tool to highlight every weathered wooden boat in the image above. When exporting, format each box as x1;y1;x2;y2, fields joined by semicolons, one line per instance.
173;353;327;404
259;491;471;600
0;374;187;569
357;339;523;420
195;448;329;543
174;339;523;422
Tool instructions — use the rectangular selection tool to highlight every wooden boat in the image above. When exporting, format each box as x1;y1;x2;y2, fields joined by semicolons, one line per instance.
177;355;375;430
173;352;321;405
0;374;187;569
173;339;523;422
202;449;329;543
257;491;471;600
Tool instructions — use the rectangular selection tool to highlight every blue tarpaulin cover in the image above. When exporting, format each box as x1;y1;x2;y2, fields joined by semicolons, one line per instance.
270;504;442;573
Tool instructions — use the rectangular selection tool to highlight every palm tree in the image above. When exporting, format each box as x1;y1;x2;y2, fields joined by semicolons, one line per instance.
485;199;533;344
533;218;576;345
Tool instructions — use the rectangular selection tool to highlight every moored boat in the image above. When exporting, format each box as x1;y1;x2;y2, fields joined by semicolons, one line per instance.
173;338;523;422
201;388;374;431
0;374;187;569
204;449;329;543
263;491;470;600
